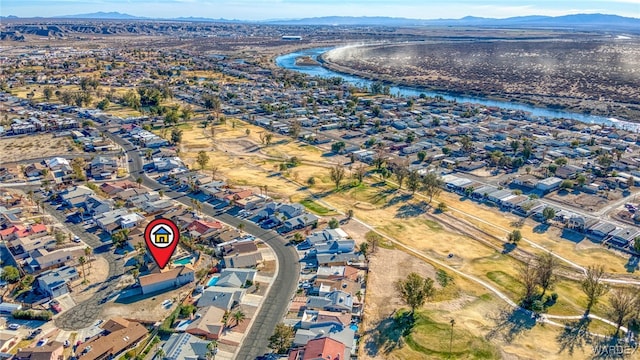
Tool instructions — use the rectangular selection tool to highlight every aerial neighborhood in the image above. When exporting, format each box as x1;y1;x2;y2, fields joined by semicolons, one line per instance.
1;15;640;360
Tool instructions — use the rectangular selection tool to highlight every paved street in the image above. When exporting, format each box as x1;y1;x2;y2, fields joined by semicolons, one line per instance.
105;129;299;359
33;193;125;331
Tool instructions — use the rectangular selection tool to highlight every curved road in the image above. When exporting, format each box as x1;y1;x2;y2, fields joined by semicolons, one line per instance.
105;130;299;359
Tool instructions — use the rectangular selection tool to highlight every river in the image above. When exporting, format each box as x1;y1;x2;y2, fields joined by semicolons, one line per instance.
275;47;639;132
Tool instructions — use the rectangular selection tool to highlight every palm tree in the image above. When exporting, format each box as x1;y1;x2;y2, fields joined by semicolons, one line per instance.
79;256;87;282
84;247;93;268
206;341;218;360
232;310;246;327
155;348;165;360
136;177;143;188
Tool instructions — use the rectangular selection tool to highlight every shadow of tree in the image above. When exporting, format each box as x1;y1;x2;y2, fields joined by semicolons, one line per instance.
485;307;537;343
625;257;639;274
589;334;635;359
556;315;592;356
502;243;517;254
383;193;413;209
364;312;415;356
533;223;550;233
395;201;429;219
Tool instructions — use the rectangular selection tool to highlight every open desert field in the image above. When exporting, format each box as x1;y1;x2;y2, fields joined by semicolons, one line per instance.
323;38;640;121
0;133;81;163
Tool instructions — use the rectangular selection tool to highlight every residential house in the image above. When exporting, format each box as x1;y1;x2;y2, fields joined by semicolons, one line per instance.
36;265;80;298
610;227;640;247
186;220;223;239
306;290;353;313
185;306;226;340
197;287;245;311
314;240;356;255
216;268;257;288
75;318;148;360
138;265;195;295
292;325;355;358
161;333;209;360
316;253;366;267
13;341;64;360
221;241;263;268
536;177;563;193
27;246;85;272
281;213;320;233
288;337;347;360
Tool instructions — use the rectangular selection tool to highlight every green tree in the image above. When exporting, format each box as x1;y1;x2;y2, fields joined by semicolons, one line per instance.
417;151;427;163
407;170;421;194
634;237;640;253
1;266;20;283
359;242;369;259
507;229;522;244
394;164;409;189
331;141;346;154
421;172;443;203
560;180;574;190
265;133;273;146
582;265;609;312
171;128;183;144
328;218;340;229
97;98;110;110
206;341;218;360
395;272;435;316
232;310;246;327
269;323;295;354
43;86;54;101
542;207;556;222
196;150;210;170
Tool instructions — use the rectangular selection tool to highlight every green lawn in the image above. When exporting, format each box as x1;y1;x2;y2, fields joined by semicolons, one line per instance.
390;310;499;359
299;198;335;215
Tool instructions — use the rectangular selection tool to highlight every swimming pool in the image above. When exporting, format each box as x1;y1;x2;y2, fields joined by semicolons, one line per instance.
207;276;219;287
349;324;359;332
173;256;193;265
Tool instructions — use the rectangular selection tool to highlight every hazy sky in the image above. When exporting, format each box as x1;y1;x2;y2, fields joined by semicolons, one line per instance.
3;0;639;20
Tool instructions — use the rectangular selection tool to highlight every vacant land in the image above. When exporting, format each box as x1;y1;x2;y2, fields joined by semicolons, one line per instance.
0;133;81;163
324;39;640;121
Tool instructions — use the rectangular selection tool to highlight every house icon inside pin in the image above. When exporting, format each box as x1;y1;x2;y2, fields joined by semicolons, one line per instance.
152;227;171;244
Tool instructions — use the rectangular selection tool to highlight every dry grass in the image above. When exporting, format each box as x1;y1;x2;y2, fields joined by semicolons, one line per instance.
0;133;81;162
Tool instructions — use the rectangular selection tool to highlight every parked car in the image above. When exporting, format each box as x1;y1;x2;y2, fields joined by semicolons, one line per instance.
8;323;20;330
36;339;48;347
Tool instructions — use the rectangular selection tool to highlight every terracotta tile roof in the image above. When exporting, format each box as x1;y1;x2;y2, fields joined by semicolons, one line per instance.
289;337;346;360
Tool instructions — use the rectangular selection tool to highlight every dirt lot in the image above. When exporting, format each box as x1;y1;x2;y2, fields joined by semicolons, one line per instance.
0;133;81;163
70;256;109;303
100;286;188;323
547;191;620;212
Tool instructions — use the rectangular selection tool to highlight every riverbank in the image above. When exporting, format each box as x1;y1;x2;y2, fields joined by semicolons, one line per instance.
318;46;640;123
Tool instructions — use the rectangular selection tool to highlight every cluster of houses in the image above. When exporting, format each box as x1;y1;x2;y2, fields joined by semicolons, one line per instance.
443;174;640;253
277;227;368;359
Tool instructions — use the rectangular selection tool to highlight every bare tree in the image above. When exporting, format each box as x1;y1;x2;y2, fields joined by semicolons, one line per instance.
329;164;345;190
581;265;609;312
535;253;558;296
519;260;539;303
608;288;638;336
353;164;367;184
393;162;409;189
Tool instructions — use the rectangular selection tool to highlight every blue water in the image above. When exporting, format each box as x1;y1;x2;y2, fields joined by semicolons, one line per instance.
173;256;193;265
275;47;639;132
350;324;359;332
207;276;219;287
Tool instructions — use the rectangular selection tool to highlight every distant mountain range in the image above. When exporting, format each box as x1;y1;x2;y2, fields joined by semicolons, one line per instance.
58;11;146;20
3;12;639;31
